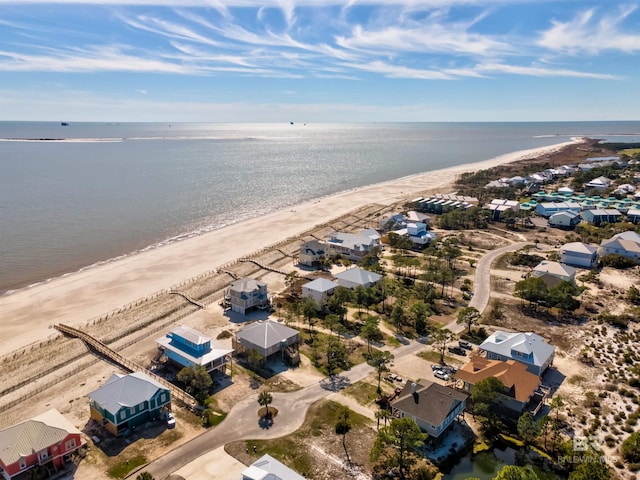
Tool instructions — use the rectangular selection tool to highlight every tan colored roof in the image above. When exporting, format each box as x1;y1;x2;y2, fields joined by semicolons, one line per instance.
455;357;540;402
0;409;80;466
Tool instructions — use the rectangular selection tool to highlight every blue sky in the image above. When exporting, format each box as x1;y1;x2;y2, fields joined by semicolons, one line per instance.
1;0;640;122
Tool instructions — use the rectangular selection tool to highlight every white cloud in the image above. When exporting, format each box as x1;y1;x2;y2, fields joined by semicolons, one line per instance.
538;6;640;55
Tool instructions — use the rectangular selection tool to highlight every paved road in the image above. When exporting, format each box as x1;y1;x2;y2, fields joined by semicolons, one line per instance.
135;340;425;480
445;241;528;333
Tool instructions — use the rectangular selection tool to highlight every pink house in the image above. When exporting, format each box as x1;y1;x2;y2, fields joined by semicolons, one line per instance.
0;409;84;479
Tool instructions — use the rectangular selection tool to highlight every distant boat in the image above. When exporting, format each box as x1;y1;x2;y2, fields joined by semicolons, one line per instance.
61;121;69;126
290;121;294;125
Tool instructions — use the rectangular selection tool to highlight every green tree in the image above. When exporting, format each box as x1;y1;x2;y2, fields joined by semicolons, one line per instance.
549;395;564;453
371;417;426;479
621;431;640;463
326;335;349;375
456;306;480;334
568;452;611;480
302;297;318;332
494;465;540;480
410;301;430;335
432;328;453;364
248;348;264;378
514;276;548;309
517;412;540;445
176;365;213;404
360;315;383;353
335;406;352;466
470;376;505;434
284;271;299;296
258;390;273;417
627;285;640;305
367;350;394;395
136;473;155;480
391;303;405;333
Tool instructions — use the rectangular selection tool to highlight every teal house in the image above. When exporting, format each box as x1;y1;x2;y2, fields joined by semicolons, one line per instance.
88;371;171;436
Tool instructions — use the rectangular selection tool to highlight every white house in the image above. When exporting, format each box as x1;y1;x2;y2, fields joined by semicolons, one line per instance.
390;381;468;439
242;454;305;480
559;242;599;269
391;222;436;248
535;201;581;218
548;211;581;228
487;199;520;220
301;278;339;306
334;266;382;289
585;176;612;192
599;231;640;263
326;230;380;261
531;260;576;286
479;331;555;376
557;186;574;196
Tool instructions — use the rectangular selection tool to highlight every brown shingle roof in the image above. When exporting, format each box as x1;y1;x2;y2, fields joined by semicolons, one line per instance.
391;381;468;426
454;356;540;402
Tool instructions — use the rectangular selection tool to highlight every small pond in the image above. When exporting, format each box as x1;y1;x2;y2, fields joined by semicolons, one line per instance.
441;445;564;480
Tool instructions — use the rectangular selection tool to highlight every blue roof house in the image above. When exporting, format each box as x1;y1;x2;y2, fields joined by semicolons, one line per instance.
479;331;555;377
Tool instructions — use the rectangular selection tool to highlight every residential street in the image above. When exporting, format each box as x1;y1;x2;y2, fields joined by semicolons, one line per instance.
135;341;424;479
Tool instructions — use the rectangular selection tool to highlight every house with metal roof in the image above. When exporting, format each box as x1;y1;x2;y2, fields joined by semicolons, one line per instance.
298;240;328;267
454;357;547;416
548;211;581;229
585;176;612;192
0;409;84;480
325;230;380;261
156;325;233;374
599;231;640;263
531;260;577;287
227;278;269;315
478;331;555;376
534;201;581;218
87;372;171;436
301;278;339;306
334;266;382;289
582;208;622;225
559;242;599;269
232;320;300;365
242;454;305;480
390;381;468;439
627;208;640;224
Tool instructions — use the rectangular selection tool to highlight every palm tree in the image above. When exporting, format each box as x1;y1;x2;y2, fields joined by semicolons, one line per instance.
136;473;155;480
258;390;273;417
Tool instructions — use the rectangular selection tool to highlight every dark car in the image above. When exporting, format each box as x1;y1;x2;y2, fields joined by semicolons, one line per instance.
458;340;473;350
448;345;467;356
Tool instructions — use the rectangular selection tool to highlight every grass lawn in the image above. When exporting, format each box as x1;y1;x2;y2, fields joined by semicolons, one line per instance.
342;380;381;406
107;454;147;479
417;349;463;365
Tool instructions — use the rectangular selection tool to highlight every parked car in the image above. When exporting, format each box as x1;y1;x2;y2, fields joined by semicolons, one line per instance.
448;346;467;356
458;340;473;350
165;412;176;429
431;364;442;372
433;370;449;381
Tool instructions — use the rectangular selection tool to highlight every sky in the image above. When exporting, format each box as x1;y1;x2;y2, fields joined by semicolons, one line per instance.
1;0;640;122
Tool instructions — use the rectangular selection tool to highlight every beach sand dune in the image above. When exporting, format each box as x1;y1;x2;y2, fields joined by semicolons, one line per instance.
0;140;579;357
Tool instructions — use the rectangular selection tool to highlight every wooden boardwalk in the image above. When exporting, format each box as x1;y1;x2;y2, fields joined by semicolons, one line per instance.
169;289;205;309
53;324;197;409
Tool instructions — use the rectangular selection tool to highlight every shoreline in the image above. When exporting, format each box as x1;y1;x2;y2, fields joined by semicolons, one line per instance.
0;138;581;357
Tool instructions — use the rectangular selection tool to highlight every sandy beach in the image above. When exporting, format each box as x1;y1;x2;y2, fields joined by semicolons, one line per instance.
0;139;580;357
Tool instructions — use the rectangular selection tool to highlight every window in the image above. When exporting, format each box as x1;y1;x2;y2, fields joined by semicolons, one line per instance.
19;458;27;470
40;450;48;461
65;439;76;451
119;410;126;421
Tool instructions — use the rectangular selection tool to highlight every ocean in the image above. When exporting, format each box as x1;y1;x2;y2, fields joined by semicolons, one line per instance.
1;121;639;294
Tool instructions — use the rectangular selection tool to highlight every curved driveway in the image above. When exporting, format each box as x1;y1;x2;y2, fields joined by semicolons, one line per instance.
136;341;424;480
446;241;528;332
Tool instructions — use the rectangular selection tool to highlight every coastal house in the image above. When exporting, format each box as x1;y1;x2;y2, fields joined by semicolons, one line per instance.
531;260;576;287
548;211;581;229
557;186;574;196
301;278;339;306
390;381;468;440
614;184;636;196
0;409;84;480
487;199;520;220
241;454;305;480
325;230;380;261
88;372;171;436
559;242;599;269
535;201;581;218
418;194;478;214
406;210;431;225
390;221;436;248
298;240;328;267
582;208;622;225
626;208;640;224
334;266;382;289
156;325;233;374
233;320;300;365
478;331;555;377
585;176;612;192
227;278;269;315
454;357;547;416
599;231;640;264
